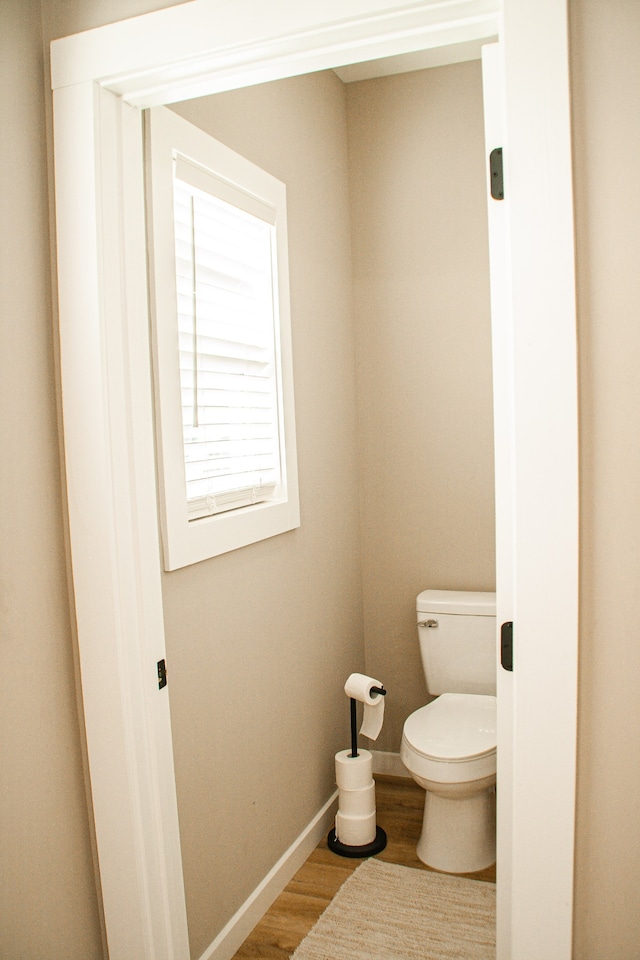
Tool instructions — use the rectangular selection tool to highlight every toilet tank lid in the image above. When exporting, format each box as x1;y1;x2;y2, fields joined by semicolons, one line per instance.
416;590;496;616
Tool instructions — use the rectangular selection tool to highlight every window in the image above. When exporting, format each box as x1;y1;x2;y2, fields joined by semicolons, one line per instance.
146;107;299;569
173;164;281;520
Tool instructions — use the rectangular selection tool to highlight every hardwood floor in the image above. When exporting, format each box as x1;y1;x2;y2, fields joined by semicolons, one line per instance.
231;776;496;958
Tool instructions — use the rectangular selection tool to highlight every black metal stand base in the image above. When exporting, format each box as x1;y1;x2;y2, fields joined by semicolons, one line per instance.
327;825;387;859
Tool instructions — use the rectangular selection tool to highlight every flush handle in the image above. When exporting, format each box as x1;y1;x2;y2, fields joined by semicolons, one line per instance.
418;619;438;628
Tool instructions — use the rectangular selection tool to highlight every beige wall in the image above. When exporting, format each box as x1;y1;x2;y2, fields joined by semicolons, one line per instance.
40;0;191;38
2;0;639;957
167;73;364;958
570;0;640;956
348;62;495;749
0;1;103;956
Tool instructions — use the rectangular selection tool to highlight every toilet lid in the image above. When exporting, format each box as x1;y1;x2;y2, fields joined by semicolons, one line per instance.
403;693;496;762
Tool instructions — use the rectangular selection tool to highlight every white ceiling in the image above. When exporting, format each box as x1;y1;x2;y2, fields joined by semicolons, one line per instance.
332;36;494;83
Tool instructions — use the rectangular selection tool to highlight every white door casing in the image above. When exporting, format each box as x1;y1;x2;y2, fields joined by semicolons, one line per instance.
50;2;578;959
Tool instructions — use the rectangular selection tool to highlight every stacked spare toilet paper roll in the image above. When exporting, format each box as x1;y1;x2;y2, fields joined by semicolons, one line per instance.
334;673;385;847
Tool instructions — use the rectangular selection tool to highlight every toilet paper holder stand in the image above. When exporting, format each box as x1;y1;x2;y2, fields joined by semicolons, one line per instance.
349;687;385;758
328;686;387;858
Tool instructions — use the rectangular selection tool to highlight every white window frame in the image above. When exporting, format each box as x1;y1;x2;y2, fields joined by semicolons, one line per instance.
146;107;300;569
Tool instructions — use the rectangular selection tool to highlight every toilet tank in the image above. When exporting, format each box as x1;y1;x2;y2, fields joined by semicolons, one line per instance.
417;590;496;696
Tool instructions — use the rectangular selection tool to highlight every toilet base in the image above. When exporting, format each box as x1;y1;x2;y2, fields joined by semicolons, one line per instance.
417;782;496;874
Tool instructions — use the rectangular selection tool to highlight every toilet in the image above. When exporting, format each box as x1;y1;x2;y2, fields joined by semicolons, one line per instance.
400;589;497;874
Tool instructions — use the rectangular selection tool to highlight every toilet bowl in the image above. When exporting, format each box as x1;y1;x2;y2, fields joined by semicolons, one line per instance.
401;692;496;873
401;590;497;874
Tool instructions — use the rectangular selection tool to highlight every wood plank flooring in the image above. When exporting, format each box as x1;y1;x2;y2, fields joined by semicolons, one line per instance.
231;776;496;958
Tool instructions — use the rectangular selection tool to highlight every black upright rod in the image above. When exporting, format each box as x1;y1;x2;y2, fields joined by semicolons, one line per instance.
349;697;358;757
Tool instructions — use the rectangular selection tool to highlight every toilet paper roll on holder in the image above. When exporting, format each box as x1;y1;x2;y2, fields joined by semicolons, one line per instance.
349;686;385;758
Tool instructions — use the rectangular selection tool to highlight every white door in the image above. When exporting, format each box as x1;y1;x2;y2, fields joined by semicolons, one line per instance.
483;16;579;957
482;42;515;959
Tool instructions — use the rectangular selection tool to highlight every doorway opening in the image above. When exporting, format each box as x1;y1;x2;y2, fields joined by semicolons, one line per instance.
157;52;497;958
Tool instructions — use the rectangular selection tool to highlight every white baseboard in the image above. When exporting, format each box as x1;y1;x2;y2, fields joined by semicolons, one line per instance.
198;789;339;960
371;750;410;779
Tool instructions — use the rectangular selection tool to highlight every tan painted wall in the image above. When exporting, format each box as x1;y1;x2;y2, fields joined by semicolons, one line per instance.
167;73;364;957
0;1;103;956
347;62;496;749
570;0;640;956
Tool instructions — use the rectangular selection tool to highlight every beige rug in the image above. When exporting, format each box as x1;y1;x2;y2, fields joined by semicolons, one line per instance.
291;859;495;960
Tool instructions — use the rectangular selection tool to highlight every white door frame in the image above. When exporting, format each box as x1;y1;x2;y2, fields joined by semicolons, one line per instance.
50;2;578;959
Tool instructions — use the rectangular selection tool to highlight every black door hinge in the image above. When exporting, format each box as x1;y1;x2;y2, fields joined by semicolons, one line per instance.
157;659;167;690
500;622;513;672
490;147;504;200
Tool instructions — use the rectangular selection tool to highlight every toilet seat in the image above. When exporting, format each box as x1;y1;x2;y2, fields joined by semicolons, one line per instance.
403;693;496;762
401;693;496;785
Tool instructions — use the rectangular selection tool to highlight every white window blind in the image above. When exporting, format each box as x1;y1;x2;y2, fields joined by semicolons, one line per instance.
173;165;282;520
